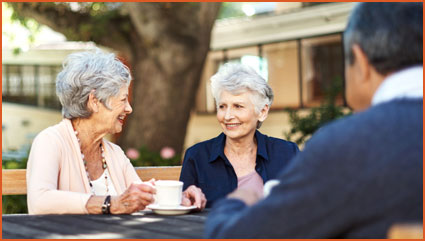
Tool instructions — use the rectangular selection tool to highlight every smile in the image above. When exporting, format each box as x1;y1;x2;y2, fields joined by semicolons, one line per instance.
225;123;241;128
118;115;126;124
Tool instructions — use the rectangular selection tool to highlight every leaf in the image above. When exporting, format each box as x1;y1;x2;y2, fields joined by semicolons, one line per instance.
283;76;352;145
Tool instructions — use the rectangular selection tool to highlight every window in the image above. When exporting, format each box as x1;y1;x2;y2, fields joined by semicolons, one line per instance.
2;64;62;110
263;41;300;108
301;34;345;107
195;34;346;113
218;56;268;80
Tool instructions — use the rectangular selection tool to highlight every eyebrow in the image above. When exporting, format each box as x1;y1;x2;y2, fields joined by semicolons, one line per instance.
218;101;246;105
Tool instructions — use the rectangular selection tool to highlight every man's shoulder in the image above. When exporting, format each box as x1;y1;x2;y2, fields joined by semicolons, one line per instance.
308;99;422;149
334;99;421;130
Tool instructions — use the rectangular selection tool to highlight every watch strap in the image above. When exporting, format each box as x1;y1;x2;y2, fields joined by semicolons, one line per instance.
102;195;111;214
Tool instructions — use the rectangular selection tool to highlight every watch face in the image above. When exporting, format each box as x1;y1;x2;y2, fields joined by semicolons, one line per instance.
102;195;111;214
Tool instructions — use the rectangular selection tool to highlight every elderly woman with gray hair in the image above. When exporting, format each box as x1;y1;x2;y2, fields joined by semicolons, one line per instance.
180;63;299;208
27;49;205;215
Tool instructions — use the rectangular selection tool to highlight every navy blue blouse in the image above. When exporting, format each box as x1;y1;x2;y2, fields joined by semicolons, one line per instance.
179;130;299;207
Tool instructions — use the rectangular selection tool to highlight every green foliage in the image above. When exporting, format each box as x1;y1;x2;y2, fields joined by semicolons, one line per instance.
2;156;28;214
284;77;352;145
2;195;28;214
4;2;41;55
2;156;28;169
6;2;124;44
12;47;22;55
217;3;246;19
128;146;182;167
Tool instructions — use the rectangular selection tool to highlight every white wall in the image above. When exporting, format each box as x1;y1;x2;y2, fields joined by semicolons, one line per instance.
2;103;63;151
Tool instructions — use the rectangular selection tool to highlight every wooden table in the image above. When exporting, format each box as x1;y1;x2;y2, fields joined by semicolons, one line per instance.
2;209;208;239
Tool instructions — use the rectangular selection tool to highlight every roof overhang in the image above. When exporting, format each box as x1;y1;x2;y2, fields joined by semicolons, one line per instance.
210;2;356;50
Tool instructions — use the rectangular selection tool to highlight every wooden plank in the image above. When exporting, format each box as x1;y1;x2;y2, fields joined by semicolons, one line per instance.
135;166;181;181
388;223;423;239
2;166;182;195
2;169;27;195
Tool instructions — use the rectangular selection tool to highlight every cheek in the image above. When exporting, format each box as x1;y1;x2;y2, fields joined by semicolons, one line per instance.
345;67;356;107
346;80;364;111
216;111;223;122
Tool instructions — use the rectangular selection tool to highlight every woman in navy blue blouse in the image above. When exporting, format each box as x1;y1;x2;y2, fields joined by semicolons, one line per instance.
180;63;299;208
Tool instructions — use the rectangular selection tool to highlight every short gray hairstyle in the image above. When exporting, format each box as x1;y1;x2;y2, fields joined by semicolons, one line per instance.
344;3;422;75
210;63;274;128
56;49;132;119
211;63;274;112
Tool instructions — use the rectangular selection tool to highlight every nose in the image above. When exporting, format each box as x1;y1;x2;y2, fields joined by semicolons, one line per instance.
125;100;133;114
224;108;234;121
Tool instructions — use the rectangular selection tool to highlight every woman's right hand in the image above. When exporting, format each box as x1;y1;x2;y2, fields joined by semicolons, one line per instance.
110;183;156;214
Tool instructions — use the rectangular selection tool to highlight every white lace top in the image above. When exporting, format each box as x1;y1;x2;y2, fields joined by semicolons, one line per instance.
91;169;118;196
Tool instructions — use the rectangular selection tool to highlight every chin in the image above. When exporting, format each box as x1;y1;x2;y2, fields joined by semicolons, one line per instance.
224;131;242;140
112;126;123;134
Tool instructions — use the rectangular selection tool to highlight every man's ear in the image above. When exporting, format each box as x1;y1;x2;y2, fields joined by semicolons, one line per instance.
87;90;99;113
351;44;371;84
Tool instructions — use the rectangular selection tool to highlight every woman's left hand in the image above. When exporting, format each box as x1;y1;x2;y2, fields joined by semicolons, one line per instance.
181;185;206;210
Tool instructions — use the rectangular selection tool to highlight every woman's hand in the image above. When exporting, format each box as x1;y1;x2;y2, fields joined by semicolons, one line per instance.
181;185;206;210
110;183;156;214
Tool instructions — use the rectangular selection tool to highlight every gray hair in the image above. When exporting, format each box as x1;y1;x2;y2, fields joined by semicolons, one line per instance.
56;49;132;119
210;63;274;128
344;2;422;75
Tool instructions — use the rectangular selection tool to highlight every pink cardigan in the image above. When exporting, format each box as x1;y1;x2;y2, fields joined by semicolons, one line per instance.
26;119;141;214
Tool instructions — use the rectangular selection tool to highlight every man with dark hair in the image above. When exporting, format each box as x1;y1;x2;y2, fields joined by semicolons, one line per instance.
205;2;422;238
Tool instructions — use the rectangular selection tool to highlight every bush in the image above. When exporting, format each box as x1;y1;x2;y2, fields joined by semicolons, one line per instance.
126;146;181;167
2;195;28;214
284;77;352;145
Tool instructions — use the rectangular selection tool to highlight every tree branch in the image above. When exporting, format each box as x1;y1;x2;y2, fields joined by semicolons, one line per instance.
124;2;221;47
8;2;132;55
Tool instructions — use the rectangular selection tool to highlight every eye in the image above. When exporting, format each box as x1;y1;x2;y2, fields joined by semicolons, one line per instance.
235;104;243;108
218;105;224;109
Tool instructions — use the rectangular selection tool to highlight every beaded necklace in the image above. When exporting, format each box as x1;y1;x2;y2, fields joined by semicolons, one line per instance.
75;130;109;195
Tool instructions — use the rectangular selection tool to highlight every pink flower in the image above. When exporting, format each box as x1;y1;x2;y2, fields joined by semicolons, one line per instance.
160;146;175;159
126;148;140;160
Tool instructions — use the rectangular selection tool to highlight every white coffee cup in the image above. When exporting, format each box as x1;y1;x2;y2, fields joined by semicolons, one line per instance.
154;180;183;207
263;179;280;197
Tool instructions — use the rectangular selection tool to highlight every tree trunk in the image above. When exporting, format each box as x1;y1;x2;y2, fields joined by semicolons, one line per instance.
118;3;221;155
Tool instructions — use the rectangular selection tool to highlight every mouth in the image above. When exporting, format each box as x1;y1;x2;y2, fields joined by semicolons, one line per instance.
224;123;241;129
117;115;126;124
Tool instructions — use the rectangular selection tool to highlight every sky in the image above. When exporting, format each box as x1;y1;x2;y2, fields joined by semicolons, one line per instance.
2;3;66;51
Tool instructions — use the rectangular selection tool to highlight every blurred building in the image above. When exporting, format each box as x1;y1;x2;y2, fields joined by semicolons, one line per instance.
2;2;354;153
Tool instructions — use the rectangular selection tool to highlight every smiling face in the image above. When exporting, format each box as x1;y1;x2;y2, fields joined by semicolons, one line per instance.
216;90;267;141
96;86;133;134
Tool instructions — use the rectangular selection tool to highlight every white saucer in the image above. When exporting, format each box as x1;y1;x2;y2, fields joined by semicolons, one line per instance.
147;204;197;215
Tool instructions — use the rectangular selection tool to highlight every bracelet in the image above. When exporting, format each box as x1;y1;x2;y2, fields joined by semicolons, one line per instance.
101;195;111;214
